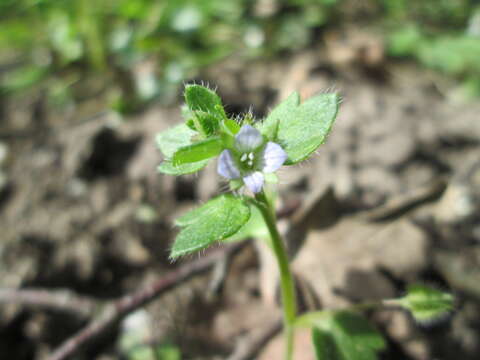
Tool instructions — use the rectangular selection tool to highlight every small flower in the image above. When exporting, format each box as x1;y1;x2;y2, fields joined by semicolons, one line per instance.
217;124;287;193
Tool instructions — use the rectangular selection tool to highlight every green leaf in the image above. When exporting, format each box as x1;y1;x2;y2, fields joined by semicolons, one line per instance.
156;123;213;175
156;124;197;158
222;118;241;135
181;105;197;131
126;346;154;360
157;160;208;175
258;91;300;140
275;93;339;165
329;312;385;360
174;196;224;227
397;284;454;323
220;119;240;148
228;179;243;191
300;311;385;360
312;327;342;360
184;84;226;119
185;118;197;131
225;204;270;243
173;137;223;165
183;85;227;137
153;344;181;360
171;194;250;258
195;111;221;136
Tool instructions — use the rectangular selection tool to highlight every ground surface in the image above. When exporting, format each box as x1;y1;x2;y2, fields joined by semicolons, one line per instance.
1;30;480;359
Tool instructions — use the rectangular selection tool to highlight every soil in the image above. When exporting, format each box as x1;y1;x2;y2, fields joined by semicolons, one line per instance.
1;29;480;360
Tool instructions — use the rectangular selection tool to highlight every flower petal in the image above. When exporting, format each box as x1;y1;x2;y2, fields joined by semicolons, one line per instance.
234;124;263;152
217;150;240;179
243;171;264;193
260;142;287;173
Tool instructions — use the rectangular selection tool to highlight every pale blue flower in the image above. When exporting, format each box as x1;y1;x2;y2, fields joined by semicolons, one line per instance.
217;124;287;193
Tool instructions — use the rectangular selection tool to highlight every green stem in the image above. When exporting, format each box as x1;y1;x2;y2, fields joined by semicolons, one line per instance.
254;191;297;360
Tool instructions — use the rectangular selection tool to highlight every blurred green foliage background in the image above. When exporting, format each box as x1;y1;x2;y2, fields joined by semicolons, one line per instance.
1;0;479;113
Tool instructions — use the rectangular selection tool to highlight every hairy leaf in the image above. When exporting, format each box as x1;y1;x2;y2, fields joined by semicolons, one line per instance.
223;118;240;134
330;312;385;360
302;311;385;360
195;111;221;136
157;160;208;175
398;284;454;323
258;91;300;140
156;123;210;175
173;137;223;165
275;92;339;164
225;205;270;243
184;84;226;119
312;327;342;360
171;194;250;258
156;124;197;158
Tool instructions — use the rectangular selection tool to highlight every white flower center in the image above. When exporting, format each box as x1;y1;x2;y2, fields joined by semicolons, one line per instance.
240;152;255;168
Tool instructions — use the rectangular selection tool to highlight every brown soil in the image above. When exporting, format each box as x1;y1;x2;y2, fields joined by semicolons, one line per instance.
1;31;480;359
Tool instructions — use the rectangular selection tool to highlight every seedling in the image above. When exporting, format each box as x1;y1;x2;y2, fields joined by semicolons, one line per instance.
156;84;453;359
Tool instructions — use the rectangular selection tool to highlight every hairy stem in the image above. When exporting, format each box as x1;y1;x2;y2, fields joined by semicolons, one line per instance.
254;191;297;360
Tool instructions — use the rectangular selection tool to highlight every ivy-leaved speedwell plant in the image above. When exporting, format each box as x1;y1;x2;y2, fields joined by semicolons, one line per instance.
156;84;454;360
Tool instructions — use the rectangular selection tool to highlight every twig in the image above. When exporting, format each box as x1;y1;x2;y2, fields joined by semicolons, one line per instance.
0;288;97;319
358;178;447;222
0;203;299;359
48;242;245;360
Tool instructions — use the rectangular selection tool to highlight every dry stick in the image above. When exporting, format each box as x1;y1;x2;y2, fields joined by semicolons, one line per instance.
48;242;245;360
0;203;299;360
0;288;97;319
